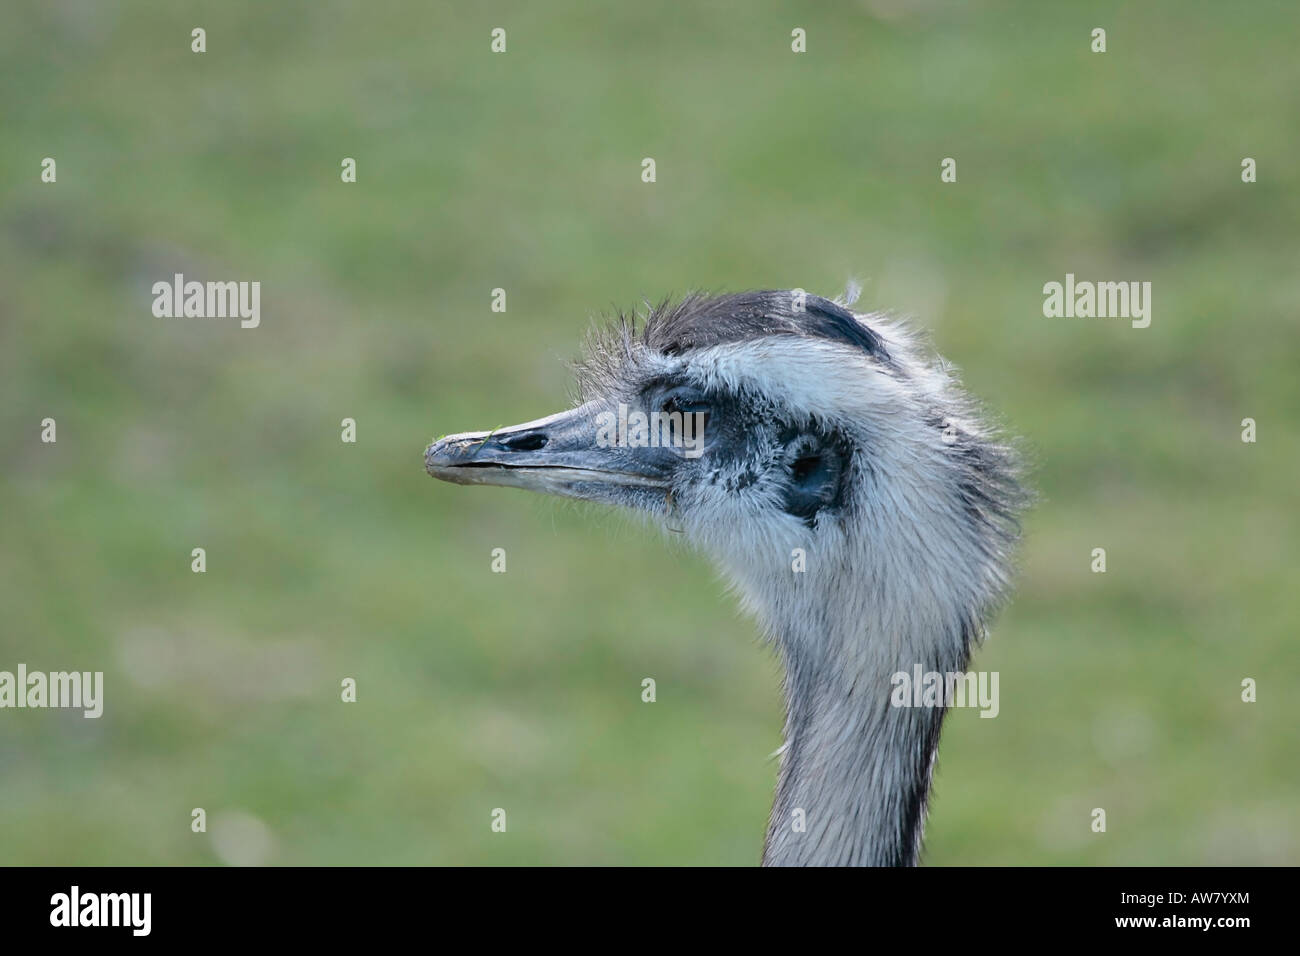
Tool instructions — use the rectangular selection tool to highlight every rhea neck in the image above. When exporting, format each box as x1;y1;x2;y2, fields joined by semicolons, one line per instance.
749;551;972;867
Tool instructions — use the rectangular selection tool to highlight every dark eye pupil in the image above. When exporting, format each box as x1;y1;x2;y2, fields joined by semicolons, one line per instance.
792;454;821;483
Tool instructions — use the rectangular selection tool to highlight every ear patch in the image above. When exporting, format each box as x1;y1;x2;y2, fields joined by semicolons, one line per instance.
781;434;848;525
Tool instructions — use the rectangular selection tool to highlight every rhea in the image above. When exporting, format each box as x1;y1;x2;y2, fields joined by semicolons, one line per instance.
425;290;1026;866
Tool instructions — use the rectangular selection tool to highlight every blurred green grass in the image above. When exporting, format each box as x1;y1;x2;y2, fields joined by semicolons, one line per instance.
1;0;1297;864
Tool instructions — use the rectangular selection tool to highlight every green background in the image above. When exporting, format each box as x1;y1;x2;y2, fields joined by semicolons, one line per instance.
1;0;1296;865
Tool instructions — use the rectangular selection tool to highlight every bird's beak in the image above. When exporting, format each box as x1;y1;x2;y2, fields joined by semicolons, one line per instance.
424;401;673;501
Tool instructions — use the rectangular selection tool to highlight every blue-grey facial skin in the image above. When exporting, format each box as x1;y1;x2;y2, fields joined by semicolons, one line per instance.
424;375;849;528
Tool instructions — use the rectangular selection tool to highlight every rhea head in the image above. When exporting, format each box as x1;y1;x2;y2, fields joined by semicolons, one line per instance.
424;289;1025;866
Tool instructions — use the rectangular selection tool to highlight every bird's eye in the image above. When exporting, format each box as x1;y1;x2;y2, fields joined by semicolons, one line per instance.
661;394;711;434
791;454;823;485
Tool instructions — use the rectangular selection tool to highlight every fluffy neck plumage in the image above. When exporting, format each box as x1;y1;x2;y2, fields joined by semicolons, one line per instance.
743;547;975;867
761;640;963;866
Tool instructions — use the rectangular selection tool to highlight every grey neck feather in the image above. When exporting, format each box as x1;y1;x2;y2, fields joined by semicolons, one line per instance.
758;589;971;867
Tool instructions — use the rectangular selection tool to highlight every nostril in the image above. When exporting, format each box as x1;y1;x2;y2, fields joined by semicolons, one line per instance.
501;432;548;452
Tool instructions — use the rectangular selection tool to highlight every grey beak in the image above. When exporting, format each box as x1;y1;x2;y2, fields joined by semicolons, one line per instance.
424;401;672;498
